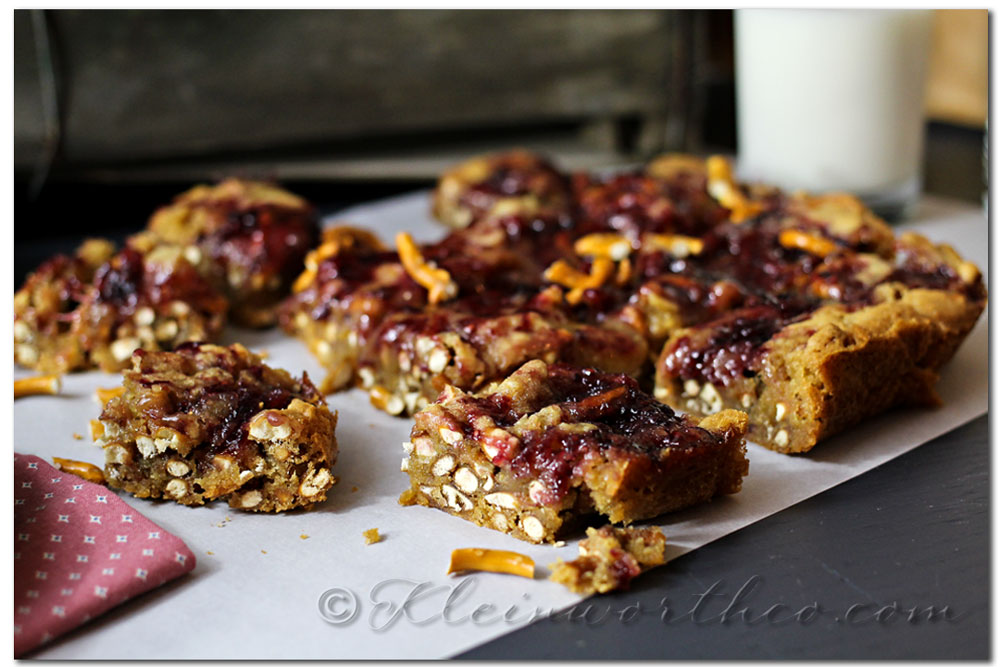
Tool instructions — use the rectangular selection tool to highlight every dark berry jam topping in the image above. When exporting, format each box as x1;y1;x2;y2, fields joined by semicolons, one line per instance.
460;364;722;501
457;160;568;219
93;247;226;323
573;171;727;238
94;247;144;311
607;549;642;589
476;166;545;197
30;254;93;315
130;343;321;463
284;156;983;399
212;204;317;286
661;306;785;387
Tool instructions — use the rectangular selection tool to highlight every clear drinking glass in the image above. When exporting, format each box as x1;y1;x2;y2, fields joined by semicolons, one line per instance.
735;9;934;220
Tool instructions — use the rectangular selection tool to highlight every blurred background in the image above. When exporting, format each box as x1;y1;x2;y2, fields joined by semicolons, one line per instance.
13;9;988;283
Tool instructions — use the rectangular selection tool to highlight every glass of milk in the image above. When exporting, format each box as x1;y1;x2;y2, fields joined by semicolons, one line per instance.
735;9;933;220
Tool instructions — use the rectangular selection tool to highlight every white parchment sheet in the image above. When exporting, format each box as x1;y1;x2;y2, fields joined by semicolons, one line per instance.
15;194;987;659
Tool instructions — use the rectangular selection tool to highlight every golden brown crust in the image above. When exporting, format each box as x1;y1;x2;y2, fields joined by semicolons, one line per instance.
655;279;984;453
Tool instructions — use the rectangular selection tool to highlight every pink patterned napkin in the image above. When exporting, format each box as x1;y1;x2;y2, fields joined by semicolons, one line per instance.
13;453;196;657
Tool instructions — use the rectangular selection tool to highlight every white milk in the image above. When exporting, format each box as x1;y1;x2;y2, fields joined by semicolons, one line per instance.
735;9;933;217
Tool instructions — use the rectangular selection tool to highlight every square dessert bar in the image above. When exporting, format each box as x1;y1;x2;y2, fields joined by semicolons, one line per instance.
399;360;748;543
14;179;318;375
139;178;318;328
97;343;337;512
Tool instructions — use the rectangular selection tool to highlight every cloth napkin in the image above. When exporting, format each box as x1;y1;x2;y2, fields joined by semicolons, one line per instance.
13;453;196;657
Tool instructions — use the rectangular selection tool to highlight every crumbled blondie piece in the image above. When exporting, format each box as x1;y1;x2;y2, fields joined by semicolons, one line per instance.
550;525;667;594
98;343;337;512
363;528;381;545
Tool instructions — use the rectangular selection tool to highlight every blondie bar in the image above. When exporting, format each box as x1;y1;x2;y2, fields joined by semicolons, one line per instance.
97;343;337;512
14;240;227;374
140;178;318;327
399;360;748;543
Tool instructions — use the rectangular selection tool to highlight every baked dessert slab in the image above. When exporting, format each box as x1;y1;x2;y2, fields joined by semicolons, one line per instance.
14;240;228;374
283;149;984;456
96;342;337;512
399;360;749;543
139;178;318;328
549;525;667;594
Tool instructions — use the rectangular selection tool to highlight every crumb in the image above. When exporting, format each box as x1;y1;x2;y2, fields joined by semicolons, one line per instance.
550;526;667;594
207;550;214;555
300;534;309;540
72;432;84;440
553;541;566;548
351;486;359;493
261;550;267;554
363;528;381;545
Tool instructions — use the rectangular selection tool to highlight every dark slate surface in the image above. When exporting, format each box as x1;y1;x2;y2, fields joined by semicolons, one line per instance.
458;414;989;660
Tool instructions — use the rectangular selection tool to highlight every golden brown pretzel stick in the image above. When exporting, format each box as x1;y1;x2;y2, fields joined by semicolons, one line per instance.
14;374;61;399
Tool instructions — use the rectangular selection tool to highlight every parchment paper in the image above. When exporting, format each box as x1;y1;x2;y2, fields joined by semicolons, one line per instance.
15;194;987;659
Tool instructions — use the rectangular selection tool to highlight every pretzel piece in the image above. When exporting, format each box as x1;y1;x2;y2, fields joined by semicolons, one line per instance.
95;386;125;405
293;225;387;293
706;156;764;223
778;229;839;257
396;232;458;305
642;233;705;258
573;233;634;261
14;375;61;399
448;548;535;579
53;457;106;484
544;257;616;305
